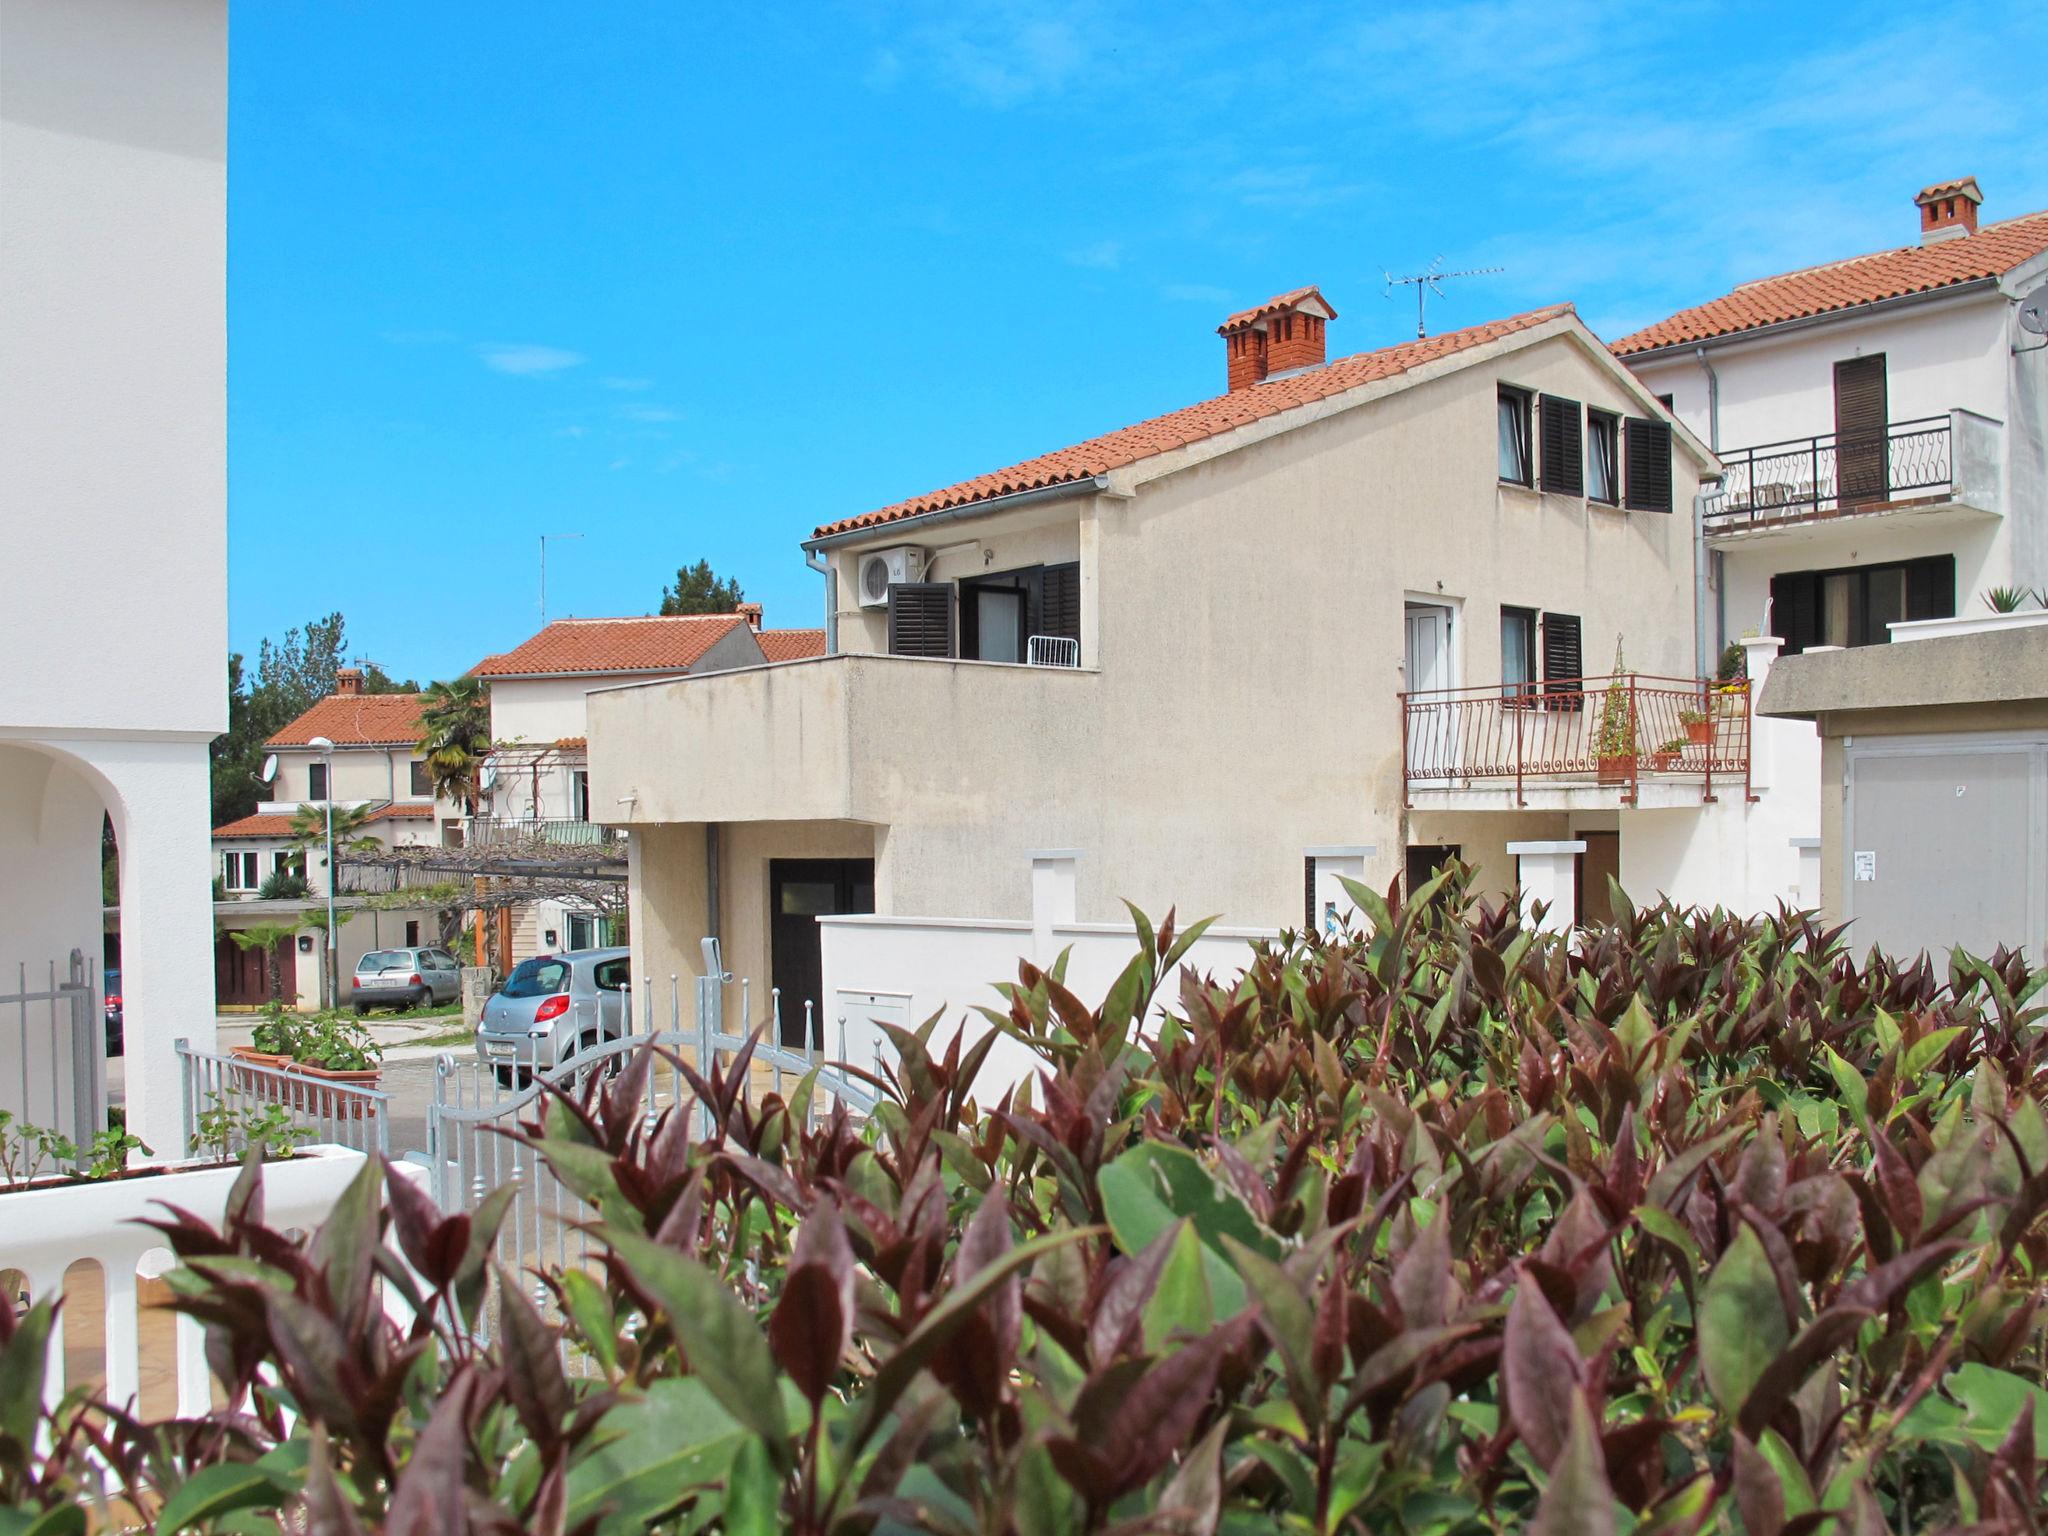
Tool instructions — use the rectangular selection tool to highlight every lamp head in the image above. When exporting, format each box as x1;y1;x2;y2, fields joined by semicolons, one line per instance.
307;735;335;754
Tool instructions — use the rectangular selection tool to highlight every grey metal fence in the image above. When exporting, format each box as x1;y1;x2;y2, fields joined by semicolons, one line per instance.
3;951;102;1161
422;950;880;1358
176;1040;391;1158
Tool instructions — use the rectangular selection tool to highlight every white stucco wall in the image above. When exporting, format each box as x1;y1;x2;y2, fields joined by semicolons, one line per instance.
0;0;227;1155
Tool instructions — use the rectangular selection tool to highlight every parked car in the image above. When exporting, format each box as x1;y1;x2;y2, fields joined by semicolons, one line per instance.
475;947;632;1083
350;946;462;1014
103;967;122;1057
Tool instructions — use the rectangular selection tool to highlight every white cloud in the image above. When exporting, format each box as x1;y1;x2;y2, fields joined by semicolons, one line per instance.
478;343;585;376
1065;239;1123;270
619;403;683;424
601;376;655;391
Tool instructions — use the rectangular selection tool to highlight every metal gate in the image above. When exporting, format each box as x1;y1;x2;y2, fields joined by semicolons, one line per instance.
2;950;103;1161
423;947;879;1352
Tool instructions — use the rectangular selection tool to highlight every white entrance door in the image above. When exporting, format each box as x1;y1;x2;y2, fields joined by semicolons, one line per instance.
1405;604;1454;775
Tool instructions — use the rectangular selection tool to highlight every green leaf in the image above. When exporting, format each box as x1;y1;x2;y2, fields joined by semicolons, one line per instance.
1633;1204;1701;1271
723;1435;782;1536
1144;1219;1216;1349
154;1462;295;1532
1222;1236;1322;1427
1947;1363;2048;1456
557;1268;618;1375
1821;1047;1870;1133
1530;1391;1615;1536
1099;1140;1278;1319
1902;1026;1965;1083
565;1378;748;1533
0;1299;54;1451
601;1227;791;1461
1698;1225;1789;1415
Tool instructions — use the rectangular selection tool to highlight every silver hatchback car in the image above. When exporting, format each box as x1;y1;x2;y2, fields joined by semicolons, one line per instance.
352;946;463;1014
476;947;633;1081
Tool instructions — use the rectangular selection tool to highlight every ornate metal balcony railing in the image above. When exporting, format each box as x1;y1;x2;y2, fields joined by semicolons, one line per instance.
1709;416;1952;531
463;817;625;848
1401;674;1750;805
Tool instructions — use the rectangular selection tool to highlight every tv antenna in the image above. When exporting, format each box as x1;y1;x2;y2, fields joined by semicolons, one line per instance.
539;532;583;625
1384;258;1505;339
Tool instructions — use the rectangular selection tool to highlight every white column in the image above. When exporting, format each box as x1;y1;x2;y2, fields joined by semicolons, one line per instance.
1737;634;1783;788
1029;851;1080;958
1305;846;1377;937
95;738;219;1157
1509;840;1585;933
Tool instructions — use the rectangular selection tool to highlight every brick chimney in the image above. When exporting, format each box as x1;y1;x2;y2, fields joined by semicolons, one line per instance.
334;666;364;697
1915;178;1982;244
735;602;763;631
1218;287;1337;392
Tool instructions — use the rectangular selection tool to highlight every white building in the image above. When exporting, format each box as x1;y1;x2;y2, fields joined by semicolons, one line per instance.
587;292;1792;1079
471;606;821;966
210;671;461;1009
0;0;227;1154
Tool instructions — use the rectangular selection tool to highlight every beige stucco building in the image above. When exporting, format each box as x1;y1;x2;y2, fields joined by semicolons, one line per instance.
588;295;1767;1041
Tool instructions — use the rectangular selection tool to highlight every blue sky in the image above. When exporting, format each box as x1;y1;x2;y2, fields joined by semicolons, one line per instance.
229;0;2048;683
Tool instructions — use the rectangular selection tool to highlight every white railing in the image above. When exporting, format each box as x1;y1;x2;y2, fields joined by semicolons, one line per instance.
1;1145;420;1416
1027;634;1080;668
177;1039;390;1157
2;951;102;1162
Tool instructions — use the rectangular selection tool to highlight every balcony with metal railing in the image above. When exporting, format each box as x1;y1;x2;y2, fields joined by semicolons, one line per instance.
1401;674;1751;810
463;817;625;848
1706;409;2001;540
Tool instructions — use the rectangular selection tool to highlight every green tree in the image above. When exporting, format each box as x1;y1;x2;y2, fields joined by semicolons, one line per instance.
658;559;743;616
417;675;492;810
209;615;418;826
288;801;381;862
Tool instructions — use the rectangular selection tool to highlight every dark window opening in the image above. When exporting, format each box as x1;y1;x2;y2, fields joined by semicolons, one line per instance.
1501;606;1538;701
1405;844;1461;902
1541;611;1584;711
958;562;1081;664
1769;554;1953;654
409;759;432;796
308;761;329;801
1498;386;1533;485
1587;410;1619;503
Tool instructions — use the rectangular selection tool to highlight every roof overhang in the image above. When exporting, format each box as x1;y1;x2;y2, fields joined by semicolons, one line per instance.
801;476;1111;553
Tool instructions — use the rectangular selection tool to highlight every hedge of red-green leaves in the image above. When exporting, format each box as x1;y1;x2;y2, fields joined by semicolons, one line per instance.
4;865;2046;1534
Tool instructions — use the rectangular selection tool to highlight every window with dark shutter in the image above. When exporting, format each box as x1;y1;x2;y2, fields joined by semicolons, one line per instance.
1039;563;1081;645
1904;554;1955;622
1538;396;1584;495
1769;572;1821;655
887;583;954;658
1623;417;1672;512
1540;611;1583;711
1833;355;1890;505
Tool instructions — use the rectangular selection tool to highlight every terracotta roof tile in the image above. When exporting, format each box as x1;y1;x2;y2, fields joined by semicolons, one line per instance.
212;814;297;839
1612;209;2048;356
266;694;425;749
1218;285;1338;332
757;628;827;662
474;614;749;677
373;803;436;820
815;304;1573;539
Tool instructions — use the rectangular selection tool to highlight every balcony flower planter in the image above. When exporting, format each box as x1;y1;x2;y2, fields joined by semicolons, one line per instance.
294;1062;382;1120
226;1047;381;1114
1650;748;1682;771
1597;754;1636;785
1684;718;1714;746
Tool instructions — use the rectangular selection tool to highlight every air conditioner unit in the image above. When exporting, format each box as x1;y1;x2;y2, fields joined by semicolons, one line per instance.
856;546;925;608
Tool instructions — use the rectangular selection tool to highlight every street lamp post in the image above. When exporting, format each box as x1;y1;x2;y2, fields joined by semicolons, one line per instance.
307;735;338;1008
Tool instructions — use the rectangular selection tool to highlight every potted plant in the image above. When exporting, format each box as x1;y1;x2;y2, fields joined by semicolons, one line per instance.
1679;707;1712;747
1650;738;1685;770
1594;643;1638;783
290;1014;385;1119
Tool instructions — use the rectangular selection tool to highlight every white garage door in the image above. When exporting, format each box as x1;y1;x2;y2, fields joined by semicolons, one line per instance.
1844;734;2046;961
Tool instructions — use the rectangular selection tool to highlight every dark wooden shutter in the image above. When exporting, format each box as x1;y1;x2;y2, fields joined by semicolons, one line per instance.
1623;417;1672;512
887;583;954;658
1039;563;1081;643
1540;611;1583;710
1539;396;1584;495
1769;571;1820;655
1833;355;1889;505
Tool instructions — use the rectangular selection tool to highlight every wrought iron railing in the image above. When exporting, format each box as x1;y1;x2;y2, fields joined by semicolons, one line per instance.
463;817;625;848
1709;416;1952;530
1401;674;1750;805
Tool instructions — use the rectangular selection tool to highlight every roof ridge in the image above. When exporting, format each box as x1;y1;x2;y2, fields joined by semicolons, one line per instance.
1730;206;2048;292
819;302;1575;539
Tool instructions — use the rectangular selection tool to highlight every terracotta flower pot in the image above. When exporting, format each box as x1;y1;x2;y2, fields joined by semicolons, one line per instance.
1651;750;1681;771
1597;754;1635;785
1684;719;1713;746
294;1062;382;1120
228;1047;298;1106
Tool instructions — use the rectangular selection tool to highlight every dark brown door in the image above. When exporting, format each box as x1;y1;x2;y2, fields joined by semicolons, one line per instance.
769;859;875;1047
1833;355;1889;507
1575;832;1621;925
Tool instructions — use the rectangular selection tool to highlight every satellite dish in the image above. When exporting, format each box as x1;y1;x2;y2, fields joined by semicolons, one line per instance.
2020;283;2048;336
478;764;498;791
259;753;278;784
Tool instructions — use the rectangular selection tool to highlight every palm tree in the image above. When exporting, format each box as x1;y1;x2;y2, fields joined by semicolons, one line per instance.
417;675;492;812
287;799;381;856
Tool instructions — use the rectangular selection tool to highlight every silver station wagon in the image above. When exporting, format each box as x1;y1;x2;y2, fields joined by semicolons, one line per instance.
475;946;633;1082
